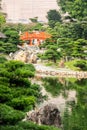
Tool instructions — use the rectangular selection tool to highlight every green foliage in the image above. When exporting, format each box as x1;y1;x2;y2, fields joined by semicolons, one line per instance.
0;104;25;125
41;22;86;62
47;10;62;27
1;61;35;83
0;13;5;23
0;1;87;129
47;10;61;22
4;29;19;44
0;60;40;110
74;60;87;71
2;22;44;32
69;22;87;40
17;121;60;130
57;38;73;58
23;63;36;73
0;55;7;63
65;59;80;70
42;77;87;130
48;20;57;28
40;37;61;63
54;22;87;40
30;23;44;31
57;38;87;60
42;77;63;96
10;96;36;111
63;107;70;130
0;60;46;128
0;121;60;130
0;85;12;103
59;0;87;20
0;60;35;87
44;48;61;63
63;79;87;130
0;13;6;30
29;17;38;23
0;41;18;54
72;39;87;59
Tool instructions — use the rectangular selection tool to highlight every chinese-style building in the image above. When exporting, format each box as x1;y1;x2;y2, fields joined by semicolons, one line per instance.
20;31;51;46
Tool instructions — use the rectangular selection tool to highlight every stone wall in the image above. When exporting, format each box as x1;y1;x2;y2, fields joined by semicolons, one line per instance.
36;69;87;79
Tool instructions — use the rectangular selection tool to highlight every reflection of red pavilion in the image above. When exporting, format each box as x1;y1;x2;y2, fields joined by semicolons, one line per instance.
20;31;51;46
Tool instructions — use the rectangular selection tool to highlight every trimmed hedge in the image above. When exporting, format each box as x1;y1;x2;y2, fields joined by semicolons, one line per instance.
0;121;60;130
0;104;25;125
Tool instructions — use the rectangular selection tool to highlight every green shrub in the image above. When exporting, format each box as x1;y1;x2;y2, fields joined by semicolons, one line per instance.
31;83;41;91
0;56;7;63
0;125;23;130
74;60;87;71
0;104;25;125
0;85;13;103
10;96;36;111
0;122;60;130
0;60;35;87
0;41;17;54
23;63;36;72
18;121;60;130
0;77;9;86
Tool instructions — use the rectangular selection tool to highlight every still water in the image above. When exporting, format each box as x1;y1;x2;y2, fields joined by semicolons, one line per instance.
41;77;87;129
32;76;87;129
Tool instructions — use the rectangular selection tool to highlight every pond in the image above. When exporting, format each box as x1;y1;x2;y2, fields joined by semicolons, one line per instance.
41;77;87;130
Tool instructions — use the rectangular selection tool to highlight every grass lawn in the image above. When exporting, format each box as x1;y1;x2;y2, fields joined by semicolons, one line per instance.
44;59;80;70
65;59;81;71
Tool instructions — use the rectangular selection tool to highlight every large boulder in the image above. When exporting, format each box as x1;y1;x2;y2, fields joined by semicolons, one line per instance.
12;48;38;63
24;103;61;128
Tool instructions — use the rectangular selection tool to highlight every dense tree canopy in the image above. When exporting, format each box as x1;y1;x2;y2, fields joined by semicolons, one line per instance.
58;0;87;20
0;41;17;54
3;29;20;44
47;10;62;28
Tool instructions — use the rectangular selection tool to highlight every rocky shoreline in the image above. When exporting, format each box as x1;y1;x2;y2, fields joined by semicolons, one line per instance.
35;69;87;79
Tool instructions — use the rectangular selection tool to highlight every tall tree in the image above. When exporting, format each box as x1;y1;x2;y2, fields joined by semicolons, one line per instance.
47;10;62;28
4;29;19;44
59;0;87;20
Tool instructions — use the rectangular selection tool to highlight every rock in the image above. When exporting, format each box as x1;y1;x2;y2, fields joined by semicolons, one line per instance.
24;103;61;128
11;46;39;63
13;50;27;62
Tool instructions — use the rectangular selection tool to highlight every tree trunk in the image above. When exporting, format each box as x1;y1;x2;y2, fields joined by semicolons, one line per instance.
53;58;56;63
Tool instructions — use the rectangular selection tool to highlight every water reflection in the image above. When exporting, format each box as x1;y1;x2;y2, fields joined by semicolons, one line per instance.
42;77;77;97
42;77;87;129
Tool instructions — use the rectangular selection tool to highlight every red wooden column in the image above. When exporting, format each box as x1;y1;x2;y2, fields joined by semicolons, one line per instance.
37;39;40;46
29;39;33;46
